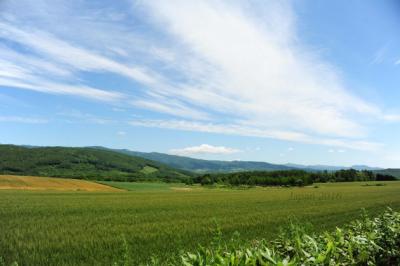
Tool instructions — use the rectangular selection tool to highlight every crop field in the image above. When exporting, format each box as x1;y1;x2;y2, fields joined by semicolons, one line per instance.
98;181;190;191
0;181;400;265
0;175;120;192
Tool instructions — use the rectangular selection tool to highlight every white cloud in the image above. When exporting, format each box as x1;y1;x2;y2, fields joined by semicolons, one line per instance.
130;119;382;151
382;114;400;122
370;45;388;65
0;0;396;152
169;144;240;156
138;0;381;139
131;98;210;120
0;22;158;85
112;108;126;112
0;48;123;102
328;149;347;153
288;147;294;152
384;153;400;162
128;0;396;150
117;131;126;136
0;116;48;124
57;110;114;124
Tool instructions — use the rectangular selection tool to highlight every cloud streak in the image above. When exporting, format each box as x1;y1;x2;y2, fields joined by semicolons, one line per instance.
0;0;395;151
130;119;382;151
138;0;381;138
170;144;240;156
0;116;48;124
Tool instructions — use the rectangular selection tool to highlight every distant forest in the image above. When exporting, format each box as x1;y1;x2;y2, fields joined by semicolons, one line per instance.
0;145;398;186
0;145;192;182
194;169;397;187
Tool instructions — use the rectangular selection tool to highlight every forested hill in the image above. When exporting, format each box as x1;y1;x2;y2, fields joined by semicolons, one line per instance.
99;147;383;173
374;169;400;178
104;149;294;173
0;145;191;182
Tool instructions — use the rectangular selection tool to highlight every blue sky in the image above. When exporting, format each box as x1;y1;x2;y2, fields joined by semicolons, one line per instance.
1;0;400;167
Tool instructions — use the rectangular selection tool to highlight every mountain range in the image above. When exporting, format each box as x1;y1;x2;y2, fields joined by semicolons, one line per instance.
2;144;398;180
98;147;384;173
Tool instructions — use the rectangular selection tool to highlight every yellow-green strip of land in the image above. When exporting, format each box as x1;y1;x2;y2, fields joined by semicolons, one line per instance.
0;175;120;191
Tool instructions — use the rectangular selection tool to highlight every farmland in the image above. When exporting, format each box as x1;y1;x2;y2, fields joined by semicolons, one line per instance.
0;175;120;191
97;181;189;191
1;180;400;265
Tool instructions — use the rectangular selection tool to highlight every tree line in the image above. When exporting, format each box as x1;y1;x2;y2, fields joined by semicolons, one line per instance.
192;169;397;187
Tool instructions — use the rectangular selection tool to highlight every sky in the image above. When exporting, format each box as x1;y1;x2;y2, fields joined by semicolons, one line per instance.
1;0;400;168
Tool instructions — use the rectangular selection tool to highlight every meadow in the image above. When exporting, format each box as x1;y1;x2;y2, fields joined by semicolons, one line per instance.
0;181;400;265
98;181;188;191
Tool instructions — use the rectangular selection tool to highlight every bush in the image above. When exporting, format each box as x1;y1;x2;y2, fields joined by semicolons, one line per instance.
0;257;18;266
179;208;400;265
195;169;383;187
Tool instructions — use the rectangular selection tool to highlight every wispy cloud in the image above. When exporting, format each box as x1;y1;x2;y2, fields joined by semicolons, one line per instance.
0;78;123;102
0;23;158;84
370;44;388;65
0;44;123;102
328;149;347;153
384;153;400;162
130;119;382;151
170;144;240;156
136;0;383;138
0;116;48;124
0;0;395;151
131;98;210;120
382;114;400;122
57;110;115;124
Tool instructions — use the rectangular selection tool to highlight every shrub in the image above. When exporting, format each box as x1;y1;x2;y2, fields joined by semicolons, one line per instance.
0;257;18;266
179;208;400;266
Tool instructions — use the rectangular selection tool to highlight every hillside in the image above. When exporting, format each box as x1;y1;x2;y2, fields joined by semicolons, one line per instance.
285;163;382;171
374;169;400;178
107;149;294;173
100;148;383;173
0;145;191;182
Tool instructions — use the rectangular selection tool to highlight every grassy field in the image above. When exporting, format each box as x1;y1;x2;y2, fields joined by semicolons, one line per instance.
0;175;120;191
98;180;189;191
0;181;400;265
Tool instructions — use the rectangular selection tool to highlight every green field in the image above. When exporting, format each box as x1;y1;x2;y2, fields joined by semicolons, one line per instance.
1;181;400;265
97;181;190;191
139;166;159;174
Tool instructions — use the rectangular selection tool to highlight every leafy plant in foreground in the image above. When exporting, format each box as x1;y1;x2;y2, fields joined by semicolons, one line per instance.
178;208;400;266
0;257;17;266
